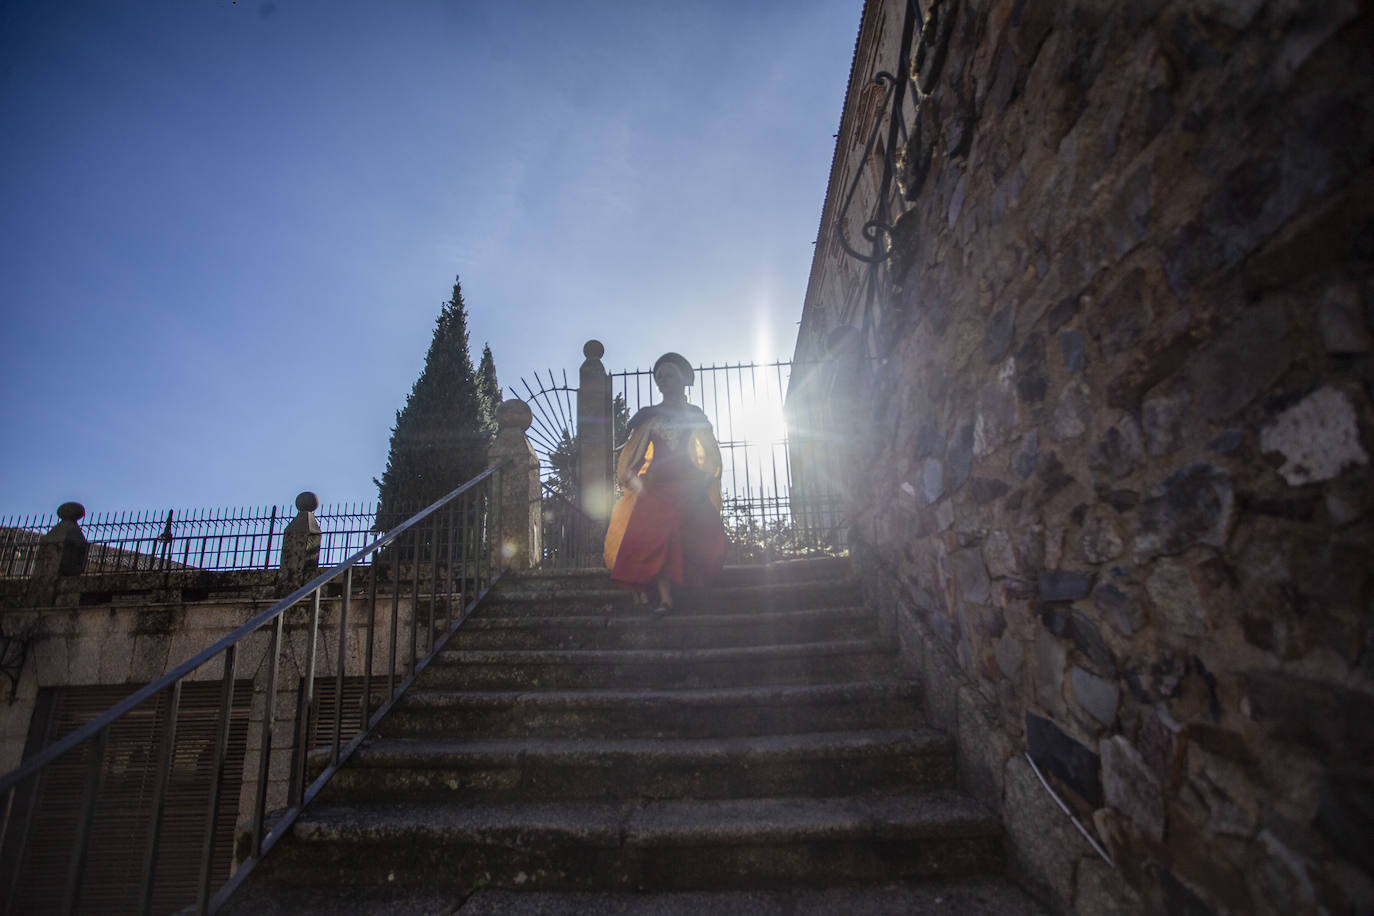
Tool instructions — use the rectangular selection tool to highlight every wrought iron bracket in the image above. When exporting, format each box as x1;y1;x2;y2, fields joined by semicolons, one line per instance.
0;618;37;704
837;219;898;263
824;0;923;269
834;70;906;265
831;0;960;275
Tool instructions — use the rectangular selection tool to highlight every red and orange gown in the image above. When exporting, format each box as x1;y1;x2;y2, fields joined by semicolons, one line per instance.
604;402;726;590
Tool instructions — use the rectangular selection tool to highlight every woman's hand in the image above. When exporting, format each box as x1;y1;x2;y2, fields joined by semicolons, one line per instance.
626;475;644;495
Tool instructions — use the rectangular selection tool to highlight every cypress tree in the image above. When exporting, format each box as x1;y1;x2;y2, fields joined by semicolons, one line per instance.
374;276;487;527
547;428;577;504
475;343;502;438
612;392;630;449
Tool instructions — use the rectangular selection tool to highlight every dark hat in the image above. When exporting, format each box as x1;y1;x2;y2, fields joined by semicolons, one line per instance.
653;352;695;387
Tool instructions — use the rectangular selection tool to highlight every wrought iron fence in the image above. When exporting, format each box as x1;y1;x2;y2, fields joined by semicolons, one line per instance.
0;464;505;915
0;516;48;579
538;482;602;570
0;502;437;579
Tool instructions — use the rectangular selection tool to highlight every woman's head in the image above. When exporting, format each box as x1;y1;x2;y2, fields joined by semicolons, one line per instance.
653;352;693;396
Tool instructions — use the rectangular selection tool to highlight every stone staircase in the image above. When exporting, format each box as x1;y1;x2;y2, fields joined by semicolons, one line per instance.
226;558;1043;914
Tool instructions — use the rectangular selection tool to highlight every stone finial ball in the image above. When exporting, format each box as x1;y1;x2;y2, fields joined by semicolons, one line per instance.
295;491;320;512
496;398;534;430
57;501;85;522
583;339;605;360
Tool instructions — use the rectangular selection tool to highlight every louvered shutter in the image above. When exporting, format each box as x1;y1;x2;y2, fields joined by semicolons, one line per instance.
304;676;367;752
4;681;251;916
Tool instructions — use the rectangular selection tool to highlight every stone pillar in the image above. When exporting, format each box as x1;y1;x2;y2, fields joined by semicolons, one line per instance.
280;491;322;583
26;501;89;607
488;399;541;570
577;339;614;523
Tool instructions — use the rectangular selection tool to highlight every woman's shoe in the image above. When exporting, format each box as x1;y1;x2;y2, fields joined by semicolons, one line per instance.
652;602;673;617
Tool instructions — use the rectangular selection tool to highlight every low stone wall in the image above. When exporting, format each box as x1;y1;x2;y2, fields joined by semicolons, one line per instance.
1;569;420;840
800;0;1374;913
0;567;286;611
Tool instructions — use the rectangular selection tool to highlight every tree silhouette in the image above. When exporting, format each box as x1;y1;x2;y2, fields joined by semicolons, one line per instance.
475;343;502;438
373;276;489;528
546;428;577;504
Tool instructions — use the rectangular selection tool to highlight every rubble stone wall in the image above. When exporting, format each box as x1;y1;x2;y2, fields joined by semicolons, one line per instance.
796;1;1374;912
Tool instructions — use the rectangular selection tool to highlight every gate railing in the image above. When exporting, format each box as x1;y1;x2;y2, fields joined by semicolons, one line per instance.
516;370;578;490
539;482;602;570
610;358;845;562
0;464;506;915
519;343;847;567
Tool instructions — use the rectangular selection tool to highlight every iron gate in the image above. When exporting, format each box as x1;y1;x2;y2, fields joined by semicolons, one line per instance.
519;356;845;566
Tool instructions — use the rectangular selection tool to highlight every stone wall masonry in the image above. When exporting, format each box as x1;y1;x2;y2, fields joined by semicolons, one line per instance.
858;541;1142;913
807;1;1374;914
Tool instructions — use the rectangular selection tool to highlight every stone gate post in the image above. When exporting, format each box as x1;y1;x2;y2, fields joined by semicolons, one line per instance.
280;491;322;584
488;399;541;570
25;501;89;607
577;340;614;523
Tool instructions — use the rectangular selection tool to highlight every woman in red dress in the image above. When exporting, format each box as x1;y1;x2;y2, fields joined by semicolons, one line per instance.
604;353;726;614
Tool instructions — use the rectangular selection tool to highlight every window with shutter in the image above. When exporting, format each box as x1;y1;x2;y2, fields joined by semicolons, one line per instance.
2;681;251;916
303;676;367;752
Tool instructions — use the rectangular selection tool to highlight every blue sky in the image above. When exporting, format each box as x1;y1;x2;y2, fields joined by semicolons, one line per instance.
0;0;860;516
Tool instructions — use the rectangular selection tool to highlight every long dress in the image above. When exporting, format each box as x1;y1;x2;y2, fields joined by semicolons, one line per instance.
604;402;726;589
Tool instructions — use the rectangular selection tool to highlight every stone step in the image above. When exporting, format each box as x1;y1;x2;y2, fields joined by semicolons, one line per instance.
449;605;877;651
317;728;953;803
378;680;924;740
712;556;853;587
478;578;860;618
500;556;852;593
253;793;1003;893
422;638;900;690
222;877;1047;915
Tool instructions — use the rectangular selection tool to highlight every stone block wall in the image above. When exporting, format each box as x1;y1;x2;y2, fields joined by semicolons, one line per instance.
798;1;1374;913
0;569;421;864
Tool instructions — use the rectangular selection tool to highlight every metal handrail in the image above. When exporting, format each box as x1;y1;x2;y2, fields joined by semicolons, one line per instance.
0;462;509;915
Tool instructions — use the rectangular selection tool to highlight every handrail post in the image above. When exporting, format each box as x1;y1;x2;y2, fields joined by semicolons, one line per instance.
279;492;322;585
62;728;108;915
25;502;88;607
137;680;181;915
577;340;613;524
197;644;237;914
487;400;541;569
